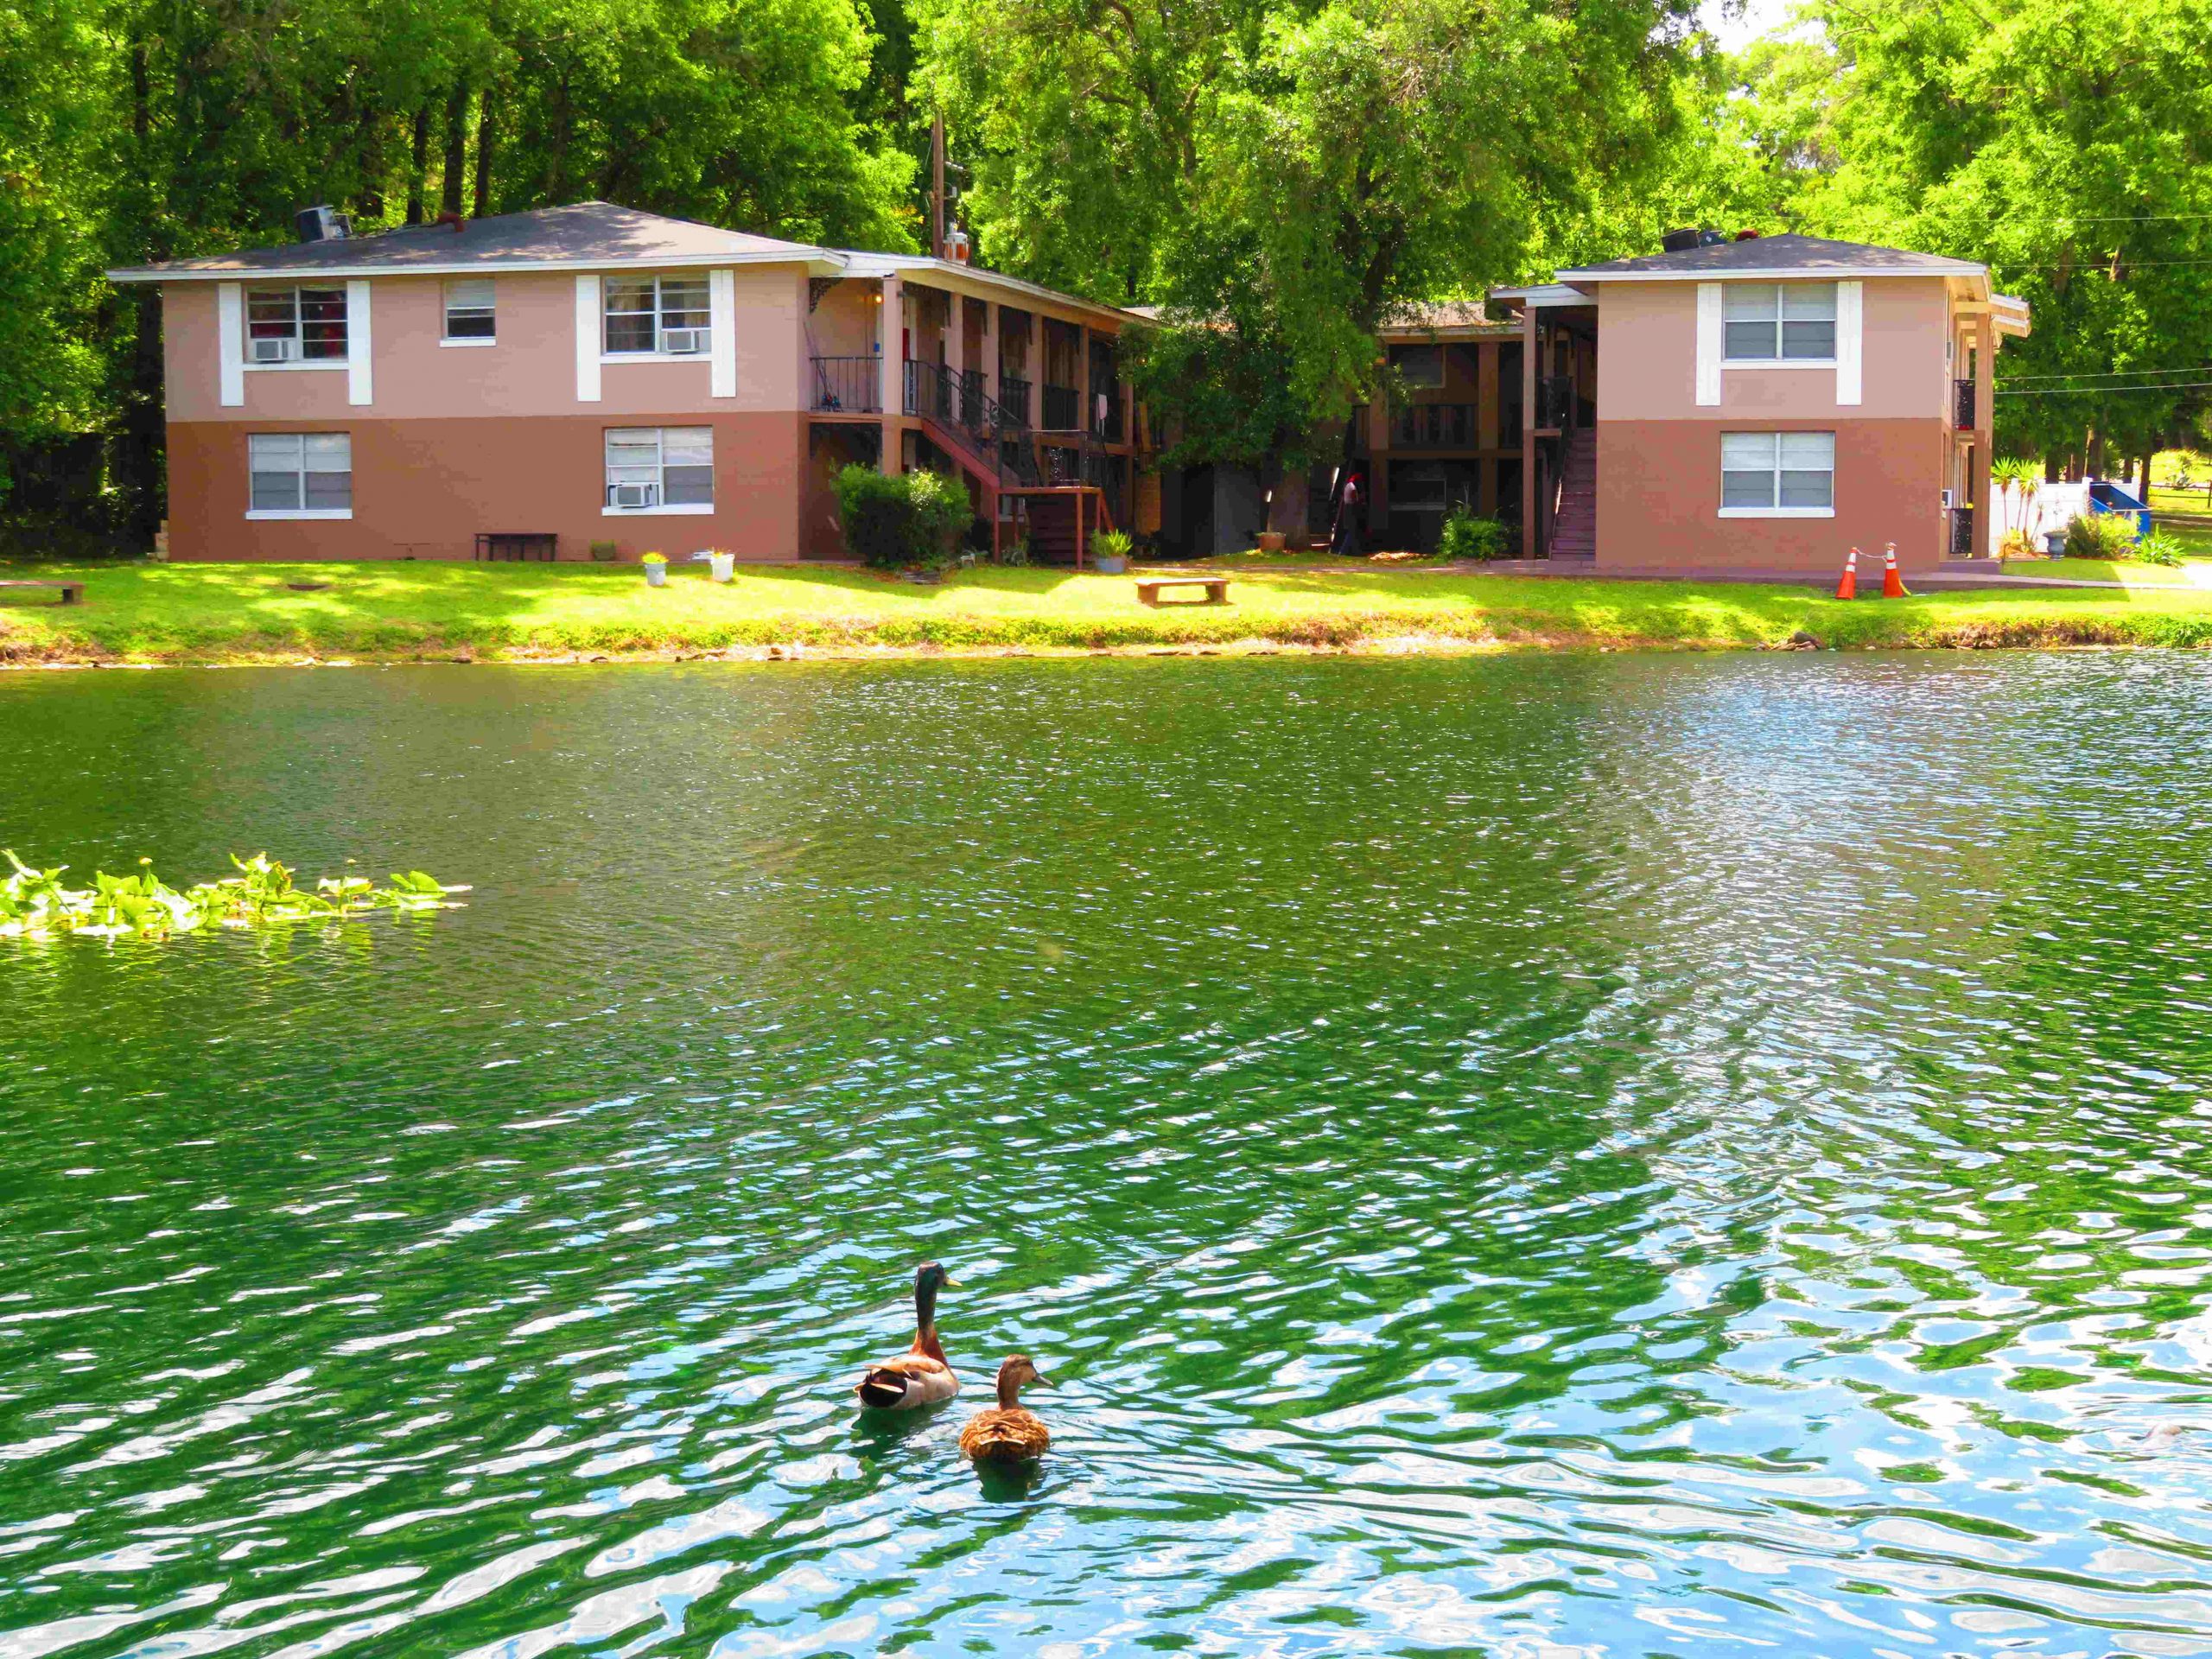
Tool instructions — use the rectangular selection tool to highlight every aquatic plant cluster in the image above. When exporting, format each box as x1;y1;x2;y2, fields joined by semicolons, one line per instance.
0;851;466;940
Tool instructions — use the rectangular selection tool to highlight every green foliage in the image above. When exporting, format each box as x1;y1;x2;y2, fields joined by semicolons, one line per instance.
1743;0;2212;468
1091;528;1133;563
0;850;466;941
1992;458;2044;490
0;0;918;533
589;541;620;562
2064;512;2137;561
924;0;1700;476
1437;510;1510;563
2134;530;2186;567
833;464;969;568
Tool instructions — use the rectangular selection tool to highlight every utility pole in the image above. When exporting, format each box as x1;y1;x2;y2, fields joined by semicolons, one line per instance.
931;113;946;259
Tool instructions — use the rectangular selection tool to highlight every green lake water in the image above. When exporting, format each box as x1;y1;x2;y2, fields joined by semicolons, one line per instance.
3;653;2211;1657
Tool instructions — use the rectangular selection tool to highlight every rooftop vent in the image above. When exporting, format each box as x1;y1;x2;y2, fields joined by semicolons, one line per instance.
1660;227;1701;253
1697;228;1729;246
295;205;351;244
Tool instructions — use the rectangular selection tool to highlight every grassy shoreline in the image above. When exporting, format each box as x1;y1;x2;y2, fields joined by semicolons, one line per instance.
8;560;2212;666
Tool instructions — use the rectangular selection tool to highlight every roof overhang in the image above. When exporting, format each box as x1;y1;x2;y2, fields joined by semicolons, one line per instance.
837;254;1145;327
107;247;849;284
1554;264;1986;284
1488;283;1593;310
1992;294;2032;338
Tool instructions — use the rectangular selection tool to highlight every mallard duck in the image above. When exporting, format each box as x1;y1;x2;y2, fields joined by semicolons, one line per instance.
855;1262;960;1410
958;1355;1053;1464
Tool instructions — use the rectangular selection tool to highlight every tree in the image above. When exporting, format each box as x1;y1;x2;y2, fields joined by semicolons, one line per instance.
919;0;1705;510
1730;0;2212;474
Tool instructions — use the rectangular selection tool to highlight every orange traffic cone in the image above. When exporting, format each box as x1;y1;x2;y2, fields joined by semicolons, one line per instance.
1834;546;1859;601
1881;541;1910;599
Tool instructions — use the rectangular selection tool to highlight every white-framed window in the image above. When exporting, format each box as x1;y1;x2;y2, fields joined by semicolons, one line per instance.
1720;430;1834;517
245;285;347;364
442;278;495;343
603;276;711;356
248;433;353;518
604;427;714;513
1722;283;1836;363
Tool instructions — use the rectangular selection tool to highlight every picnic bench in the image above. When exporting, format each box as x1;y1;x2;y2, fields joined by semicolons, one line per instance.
0;580;83;606
1135;575;1232;607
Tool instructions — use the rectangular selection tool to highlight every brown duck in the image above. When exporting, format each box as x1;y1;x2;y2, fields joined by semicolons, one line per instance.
855;1262;960;1410
959;1355;1053;1464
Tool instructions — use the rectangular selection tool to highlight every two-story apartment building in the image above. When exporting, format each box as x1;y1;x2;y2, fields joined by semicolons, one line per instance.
1173;233;2029;572
108;202;1148;564
1488;232;2031;573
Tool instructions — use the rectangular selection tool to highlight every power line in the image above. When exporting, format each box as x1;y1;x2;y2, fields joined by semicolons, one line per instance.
1999;366;2212;384
2060;211;2212;224
1996;379;2212;397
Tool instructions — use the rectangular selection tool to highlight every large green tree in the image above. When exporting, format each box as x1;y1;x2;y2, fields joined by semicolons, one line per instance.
917;0;1704;513
1731;0;2212;474
0;0;919;544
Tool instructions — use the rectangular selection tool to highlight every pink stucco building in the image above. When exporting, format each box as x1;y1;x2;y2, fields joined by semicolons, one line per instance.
109;202;1148;564
1486;233;2032;572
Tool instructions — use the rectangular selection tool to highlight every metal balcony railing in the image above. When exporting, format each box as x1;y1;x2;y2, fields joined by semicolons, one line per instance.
998;375;1032;427
810;355;881;414
903;360;1042;488
1947;505;1976;556
1040;384;1081;431
1535;375;1575;431
1954;378;1978;429
1395;404;1476;449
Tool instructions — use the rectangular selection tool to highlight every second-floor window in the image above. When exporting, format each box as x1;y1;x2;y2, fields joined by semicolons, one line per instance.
604;276;710;356
443;278;495;341
245;286;347;363
605;427;714;511
1723;283;1836;363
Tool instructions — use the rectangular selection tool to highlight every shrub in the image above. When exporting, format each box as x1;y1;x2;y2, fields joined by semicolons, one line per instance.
588;540;619;563
906;470;972;569
2135;531;2186;567
2064;511;2137;562
832;466;971;569
1092;528;1133;563
1437;509;1510;562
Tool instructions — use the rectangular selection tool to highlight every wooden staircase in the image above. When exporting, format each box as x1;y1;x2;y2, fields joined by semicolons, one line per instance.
1016;488;1111;566
1550;427;1597;562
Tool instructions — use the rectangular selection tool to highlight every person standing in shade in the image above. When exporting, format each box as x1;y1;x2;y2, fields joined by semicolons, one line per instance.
1334;474;1365;557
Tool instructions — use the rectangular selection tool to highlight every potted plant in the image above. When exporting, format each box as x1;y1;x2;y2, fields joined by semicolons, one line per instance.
1091;528;1133;575
641;550;668;587
708;549;735;583
1255;530;1287;553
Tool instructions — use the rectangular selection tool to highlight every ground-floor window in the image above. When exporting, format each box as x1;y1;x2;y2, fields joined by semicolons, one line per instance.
247;432;352;518
1719;430;1834;517
604;427;714;513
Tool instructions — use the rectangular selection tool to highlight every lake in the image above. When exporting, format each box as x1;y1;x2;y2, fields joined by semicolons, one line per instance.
3;652;2211;1657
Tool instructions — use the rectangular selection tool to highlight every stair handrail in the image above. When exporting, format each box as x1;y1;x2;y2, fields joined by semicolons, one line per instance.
905;360;1040;489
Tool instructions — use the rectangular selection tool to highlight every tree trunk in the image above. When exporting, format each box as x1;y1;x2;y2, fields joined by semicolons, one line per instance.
405;104;431;224
357;100;387;220
441;83;470;216
117;36;165;549
473;89;495;217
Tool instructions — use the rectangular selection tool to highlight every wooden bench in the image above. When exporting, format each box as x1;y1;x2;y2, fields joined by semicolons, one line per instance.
1135;575;1231;607
0;580;83;606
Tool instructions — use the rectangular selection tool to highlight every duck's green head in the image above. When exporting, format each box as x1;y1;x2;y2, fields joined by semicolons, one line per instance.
914;1261;957;1325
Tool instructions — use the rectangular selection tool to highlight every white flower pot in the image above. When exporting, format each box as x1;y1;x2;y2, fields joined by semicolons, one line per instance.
644;564;667;587
709;552;735;583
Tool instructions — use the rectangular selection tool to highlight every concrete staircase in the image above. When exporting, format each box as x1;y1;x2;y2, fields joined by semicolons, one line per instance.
1550;428;1596;562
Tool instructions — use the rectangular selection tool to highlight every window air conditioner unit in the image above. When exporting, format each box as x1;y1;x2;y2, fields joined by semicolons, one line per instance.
252;337;293;363
611;482;659;509
663;327;704;355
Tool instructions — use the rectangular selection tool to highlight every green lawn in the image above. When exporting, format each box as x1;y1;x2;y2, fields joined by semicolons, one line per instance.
9;559;2212;664
1993;556;2209;585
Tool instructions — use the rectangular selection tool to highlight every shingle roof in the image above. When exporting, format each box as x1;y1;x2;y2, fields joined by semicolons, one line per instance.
110;201;825;281
1558;233;1986;281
